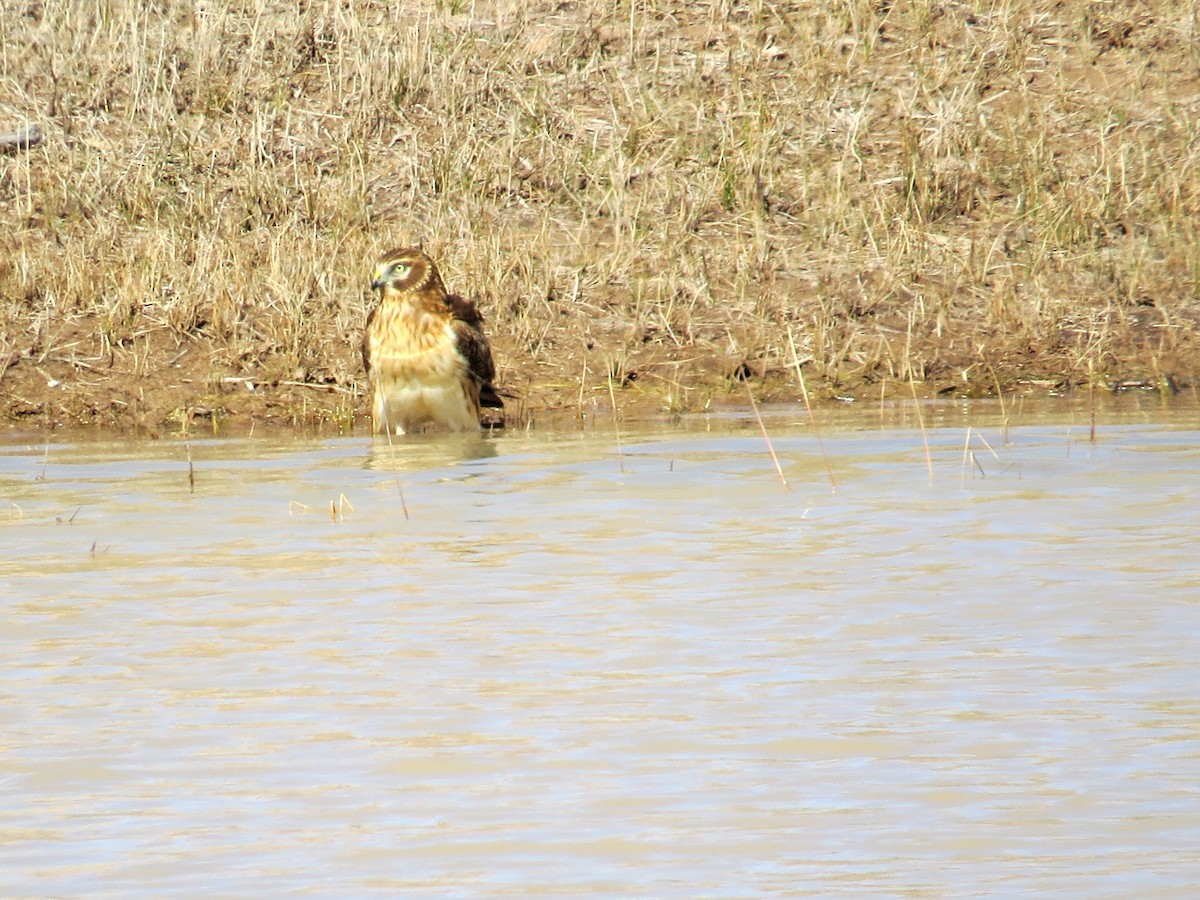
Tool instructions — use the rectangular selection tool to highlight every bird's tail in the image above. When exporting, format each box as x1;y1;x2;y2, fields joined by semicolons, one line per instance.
479;382;504;409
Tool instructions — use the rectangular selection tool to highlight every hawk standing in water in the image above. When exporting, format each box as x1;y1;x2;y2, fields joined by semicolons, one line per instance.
363;247;503;434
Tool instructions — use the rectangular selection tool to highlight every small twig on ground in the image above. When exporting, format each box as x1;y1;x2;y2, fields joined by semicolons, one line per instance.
279;380;353;394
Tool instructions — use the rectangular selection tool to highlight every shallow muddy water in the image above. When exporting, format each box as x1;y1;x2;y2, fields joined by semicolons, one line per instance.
2;396;1199;896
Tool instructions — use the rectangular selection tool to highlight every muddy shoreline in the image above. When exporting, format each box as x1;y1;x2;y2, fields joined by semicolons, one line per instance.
1;311;1190;436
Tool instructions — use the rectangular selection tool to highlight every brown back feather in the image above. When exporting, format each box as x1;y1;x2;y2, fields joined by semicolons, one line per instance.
446;294;502;409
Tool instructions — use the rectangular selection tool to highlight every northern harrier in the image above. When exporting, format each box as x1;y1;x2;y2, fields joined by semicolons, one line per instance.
363;247;503;435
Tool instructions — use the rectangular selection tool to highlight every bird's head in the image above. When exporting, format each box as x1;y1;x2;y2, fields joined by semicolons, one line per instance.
370;247;443;295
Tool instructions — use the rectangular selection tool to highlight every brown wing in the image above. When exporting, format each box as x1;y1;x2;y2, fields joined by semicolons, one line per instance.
446;294;484;327
447;294;503;409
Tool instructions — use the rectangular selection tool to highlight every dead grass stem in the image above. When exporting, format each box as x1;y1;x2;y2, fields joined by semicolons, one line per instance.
745;381;789;491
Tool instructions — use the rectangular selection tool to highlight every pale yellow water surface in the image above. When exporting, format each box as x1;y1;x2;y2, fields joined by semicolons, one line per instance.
2;395;1199;896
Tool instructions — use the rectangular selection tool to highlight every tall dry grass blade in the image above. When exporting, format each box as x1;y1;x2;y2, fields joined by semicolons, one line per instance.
960;426;971;487
186;442;195;493
972;451;986;478
1088;358;1097;443
987;363;1010;444
382;426;410;520
577;349;589;423
909;374;934;483
975;432;999;458
607;371;625;474
55;505;81;525
962;429;988;479
328;495;353;522
746;382;790;491
788;326;835;492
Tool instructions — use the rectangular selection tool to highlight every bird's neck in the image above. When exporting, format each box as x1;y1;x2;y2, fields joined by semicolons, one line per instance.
382;289;448;320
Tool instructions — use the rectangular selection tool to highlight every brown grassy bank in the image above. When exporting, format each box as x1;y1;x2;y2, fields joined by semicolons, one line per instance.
2;0;1198;434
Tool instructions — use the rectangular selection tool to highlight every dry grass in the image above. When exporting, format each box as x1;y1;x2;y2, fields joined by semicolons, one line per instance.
2;0;1199;432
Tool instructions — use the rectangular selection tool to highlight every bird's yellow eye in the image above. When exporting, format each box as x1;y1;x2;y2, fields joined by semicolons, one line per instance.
390;263;411;279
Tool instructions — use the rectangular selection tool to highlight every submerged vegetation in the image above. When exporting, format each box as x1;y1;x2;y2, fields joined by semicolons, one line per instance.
1;0;1198;432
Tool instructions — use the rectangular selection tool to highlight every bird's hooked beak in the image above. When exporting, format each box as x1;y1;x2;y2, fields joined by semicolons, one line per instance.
370;265;387;292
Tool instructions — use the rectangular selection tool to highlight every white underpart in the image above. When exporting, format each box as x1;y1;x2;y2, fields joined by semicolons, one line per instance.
374;375;477;435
